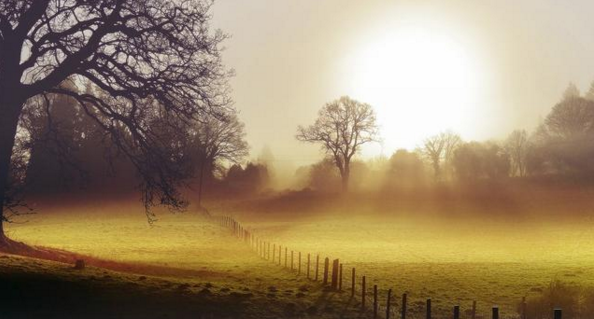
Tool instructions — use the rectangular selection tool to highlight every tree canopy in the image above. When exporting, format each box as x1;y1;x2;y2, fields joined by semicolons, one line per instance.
0;0;232;233
296;96;378;191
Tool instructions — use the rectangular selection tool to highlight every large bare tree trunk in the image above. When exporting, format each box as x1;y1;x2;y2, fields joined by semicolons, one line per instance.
197;159;205;209
0;92;25;243
341;168;350;193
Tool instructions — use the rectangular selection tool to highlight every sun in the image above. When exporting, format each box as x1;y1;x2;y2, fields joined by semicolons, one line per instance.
345;26;484;154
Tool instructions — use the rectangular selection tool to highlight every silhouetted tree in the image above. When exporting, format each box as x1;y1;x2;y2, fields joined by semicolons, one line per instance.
585;81;594;102
0;0;230;242
386;149;426;188
529;97;594;175
190;111;248;208
224;162;269;193
505;130;530;177
541;97;594;140
452;142;510;181
420;131;462;181
296;96;378;192
307;159;341;192
563;82;581;101
22;83;132;193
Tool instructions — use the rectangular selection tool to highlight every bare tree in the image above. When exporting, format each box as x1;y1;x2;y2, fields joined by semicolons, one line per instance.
585;81;594;102
505;129;530;177
542;97;594;140
420;131;461;181
191;111;248;209
296;96;378;192
420;135;445;180
0;1;231;244
562;82;581;101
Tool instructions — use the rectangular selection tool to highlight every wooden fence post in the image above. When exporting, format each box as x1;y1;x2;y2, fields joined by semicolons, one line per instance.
323;257;329;285
273;244;276;262
315;255;319;281
554;308;562;319
426;299;431;319
373;285;378;319
454;305;460;319
284;247;288;268
351;267;356;297
339;264;343;291
472;301;477;319
291;251;294;270
386;289;392;319
492;306;499;319
307;253;310;278
267;242;270;260
331;259;339;290
298;252;302;275
278;245;281;265
401;293;407;319
361;276;366;309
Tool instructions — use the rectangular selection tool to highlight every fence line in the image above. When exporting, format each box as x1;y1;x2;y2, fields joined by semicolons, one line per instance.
211;215;561;319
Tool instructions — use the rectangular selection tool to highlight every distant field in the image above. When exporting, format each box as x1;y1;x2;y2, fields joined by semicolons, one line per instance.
237;213;594;317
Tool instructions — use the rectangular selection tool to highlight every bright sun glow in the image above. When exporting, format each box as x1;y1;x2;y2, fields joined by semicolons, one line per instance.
346;26;484;154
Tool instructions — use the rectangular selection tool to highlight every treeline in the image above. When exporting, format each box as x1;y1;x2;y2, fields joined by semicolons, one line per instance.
17;81;594;199
294;82;594;192
16;83;270;202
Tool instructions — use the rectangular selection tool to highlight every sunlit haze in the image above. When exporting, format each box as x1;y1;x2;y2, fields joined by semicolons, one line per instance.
212;0;594;162
5;1;594;318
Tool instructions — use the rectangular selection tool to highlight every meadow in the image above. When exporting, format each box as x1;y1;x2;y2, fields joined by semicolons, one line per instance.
3;202;363;318
4;185;594;318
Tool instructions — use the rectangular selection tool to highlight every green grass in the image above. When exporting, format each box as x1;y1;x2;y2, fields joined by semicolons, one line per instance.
5;196;594;318
3;207;372;318
236;214;594;317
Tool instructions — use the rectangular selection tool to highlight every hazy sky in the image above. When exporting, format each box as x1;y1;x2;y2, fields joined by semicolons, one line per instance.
211;0;594;170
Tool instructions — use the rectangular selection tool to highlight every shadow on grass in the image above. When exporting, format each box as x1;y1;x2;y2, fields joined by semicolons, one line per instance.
0;267;249;319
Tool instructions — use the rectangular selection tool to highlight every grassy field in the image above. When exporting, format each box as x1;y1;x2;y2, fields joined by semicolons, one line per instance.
232;211;594;318
4;190;594;318
3;203;369;319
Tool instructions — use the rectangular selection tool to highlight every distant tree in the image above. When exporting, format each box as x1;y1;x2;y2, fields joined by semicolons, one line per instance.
420;135;444;180
452;142;510;181
0;0;231;242
296;96;378;192
256;146;276;187
482;143;511;179
562;82;581;101
541;97;594;140
420;131;462;181
585;81;594;102
528;97;594;176
22;84;137;193
387;149;426;188
452;142;484;182
505;130;530;177
225;162;269;193
307;159;341;192
190;111;248;209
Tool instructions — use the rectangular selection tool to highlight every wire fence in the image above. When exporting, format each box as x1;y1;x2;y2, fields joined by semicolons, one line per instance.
212;215;564;319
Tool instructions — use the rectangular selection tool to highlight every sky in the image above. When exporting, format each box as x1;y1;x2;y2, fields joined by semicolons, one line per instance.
211;0;594;171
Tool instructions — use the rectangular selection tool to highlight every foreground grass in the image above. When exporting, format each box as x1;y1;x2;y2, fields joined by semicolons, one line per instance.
3;208;371;319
